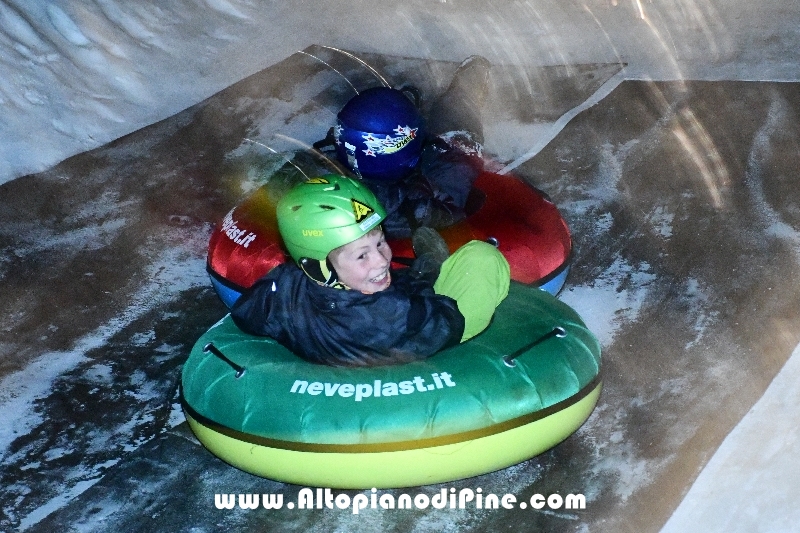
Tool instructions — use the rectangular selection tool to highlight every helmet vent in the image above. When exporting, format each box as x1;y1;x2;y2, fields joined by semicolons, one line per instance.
319;205;335;211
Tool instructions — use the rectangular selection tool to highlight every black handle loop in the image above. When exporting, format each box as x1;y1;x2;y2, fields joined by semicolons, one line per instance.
312;127;337;152
398;85;422;108
204;342;246;378
503;326;567;368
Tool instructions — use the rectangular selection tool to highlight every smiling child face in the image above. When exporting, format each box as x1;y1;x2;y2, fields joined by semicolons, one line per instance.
328;228;392;293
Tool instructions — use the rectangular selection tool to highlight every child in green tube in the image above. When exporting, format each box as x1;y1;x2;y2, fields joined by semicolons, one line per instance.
231;173;509;366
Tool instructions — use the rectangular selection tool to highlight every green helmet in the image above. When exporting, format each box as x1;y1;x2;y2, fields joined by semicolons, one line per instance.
277;174;386;285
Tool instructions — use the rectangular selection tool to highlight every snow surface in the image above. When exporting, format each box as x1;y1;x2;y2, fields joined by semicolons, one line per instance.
0;0;298;183
662;342;800;533
0;219;211;531
4;0;800;185
2;0;800;532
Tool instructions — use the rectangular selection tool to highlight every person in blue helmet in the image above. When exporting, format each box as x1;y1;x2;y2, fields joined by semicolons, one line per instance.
321;56;492;243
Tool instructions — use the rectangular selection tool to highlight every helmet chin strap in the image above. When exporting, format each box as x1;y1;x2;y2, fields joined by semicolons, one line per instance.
299;258;350;290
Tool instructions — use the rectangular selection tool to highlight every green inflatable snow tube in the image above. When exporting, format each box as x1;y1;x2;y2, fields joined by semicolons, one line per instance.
181;283;602;488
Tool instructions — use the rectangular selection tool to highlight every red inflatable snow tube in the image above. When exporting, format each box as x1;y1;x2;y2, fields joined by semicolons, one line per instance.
207;172;572;308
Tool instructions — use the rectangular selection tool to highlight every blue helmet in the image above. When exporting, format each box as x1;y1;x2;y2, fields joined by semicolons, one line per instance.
334;87;425;182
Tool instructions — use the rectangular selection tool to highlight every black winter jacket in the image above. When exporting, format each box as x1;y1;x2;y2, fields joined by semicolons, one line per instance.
230;264;465;367
361;137;483;239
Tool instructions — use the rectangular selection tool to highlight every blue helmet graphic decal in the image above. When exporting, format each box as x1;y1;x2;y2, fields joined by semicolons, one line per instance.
335;87;425;182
